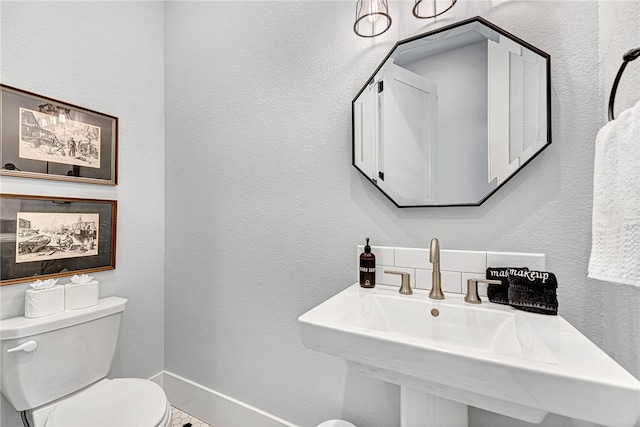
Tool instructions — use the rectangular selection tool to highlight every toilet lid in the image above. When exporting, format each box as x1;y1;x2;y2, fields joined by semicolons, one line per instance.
46;378;168;427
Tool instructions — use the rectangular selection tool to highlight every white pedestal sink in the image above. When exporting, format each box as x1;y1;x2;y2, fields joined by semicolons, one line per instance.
299;284;640;427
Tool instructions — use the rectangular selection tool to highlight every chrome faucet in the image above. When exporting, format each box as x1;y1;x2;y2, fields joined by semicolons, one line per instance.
429;238;444;300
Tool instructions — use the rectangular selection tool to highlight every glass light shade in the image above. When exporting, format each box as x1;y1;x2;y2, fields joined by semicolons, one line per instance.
413;0;457;19
354;0;392;38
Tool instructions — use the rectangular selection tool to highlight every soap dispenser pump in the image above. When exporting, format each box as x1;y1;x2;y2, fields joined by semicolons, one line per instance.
360;238;376;288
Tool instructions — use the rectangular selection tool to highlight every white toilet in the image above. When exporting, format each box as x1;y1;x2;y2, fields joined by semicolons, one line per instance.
0;297;171;427
317;420;356;427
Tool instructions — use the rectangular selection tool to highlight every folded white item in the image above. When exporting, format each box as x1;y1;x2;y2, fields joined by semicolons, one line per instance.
588;100;640;287
65;281;99;310
70;274;93;284
25;285;65;318
29;278;58;290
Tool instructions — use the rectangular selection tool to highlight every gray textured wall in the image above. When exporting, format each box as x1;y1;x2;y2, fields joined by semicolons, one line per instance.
165;1;639;427
0;1;638;427
0;2;165;425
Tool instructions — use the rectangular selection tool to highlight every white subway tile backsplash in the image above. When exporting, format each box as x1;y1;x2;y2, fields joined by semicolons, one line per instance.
355;245;546;295
478;283;489;298
529;256;547;271
415;269;429;290
486;252;546;270
395;248;430;269
440;250;486;273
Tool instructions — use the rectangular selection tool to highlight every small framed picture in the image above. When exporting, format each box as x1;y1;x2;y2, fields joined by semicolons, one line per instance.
0;194;117;285
0;84;118;185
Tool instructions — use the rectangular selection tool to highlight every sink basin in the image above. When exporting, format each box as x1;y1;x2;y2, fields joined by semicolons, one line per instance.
299;284;640;427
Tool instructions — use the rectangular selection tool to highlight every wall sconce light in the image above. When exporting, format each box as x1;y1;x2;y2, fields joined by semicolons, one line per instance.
354;0;457;38
354;0;392;38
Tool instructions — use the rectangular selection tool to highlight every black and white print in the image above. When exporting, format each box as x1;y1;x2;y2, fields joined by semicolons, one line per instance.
19;107;101;168
16;212;99;263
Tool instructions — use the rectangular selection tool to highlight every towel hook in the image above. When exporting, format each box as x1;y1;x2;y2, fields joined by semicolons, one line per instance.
608;47;640;121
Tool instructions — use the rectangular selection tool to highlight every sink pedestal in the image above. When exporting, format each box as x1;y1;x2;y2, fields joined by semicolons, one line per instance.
401;387;468;427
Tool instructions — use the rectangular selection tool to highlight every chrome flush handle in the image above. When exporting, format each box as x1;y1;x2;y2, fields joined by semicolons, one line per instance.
7;340;38;353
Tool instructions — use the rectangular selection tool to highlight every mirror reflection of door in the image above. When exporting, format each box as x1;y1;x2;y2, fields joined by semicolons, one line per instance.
354;83;377;182
352;17;551;207
488;36;548;185
354;66;439;206
379;64;437;206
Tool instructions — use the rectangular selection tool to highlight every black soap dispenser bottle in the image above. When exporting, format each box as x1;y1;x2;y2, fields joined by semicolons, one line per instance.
360;238;376;288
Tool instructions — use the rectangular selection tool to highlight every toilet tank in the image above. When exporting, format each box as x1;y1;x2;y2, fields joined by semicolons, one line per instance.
0;297;127;411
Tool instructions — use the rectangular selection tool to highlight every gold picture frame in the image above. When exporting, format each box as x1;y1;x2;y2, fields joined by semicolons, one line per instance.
1;194;117;285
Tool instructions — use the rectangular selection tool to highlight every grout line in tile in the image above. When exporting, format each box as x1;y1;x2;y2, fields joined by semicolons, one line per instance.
171;406;214;427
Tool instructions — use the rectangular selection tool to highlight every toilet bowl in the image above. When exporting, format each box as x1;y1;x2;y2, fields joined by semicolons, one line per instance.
31;379;171;427
0;297;171;427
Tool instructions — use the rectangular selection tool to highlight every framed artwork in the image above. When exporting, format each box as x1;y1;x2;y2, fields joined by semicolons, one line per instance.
0;194;117;285
0;84;118;185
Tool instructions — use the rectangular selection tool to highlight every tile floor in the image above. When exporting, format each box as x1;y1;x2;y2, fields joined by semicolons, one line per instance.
172;406;214;427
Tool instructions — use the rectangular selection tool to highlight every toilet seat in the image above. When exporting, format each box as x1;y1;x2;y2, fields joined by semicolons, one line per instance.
45;378;170;427
317;420;357;427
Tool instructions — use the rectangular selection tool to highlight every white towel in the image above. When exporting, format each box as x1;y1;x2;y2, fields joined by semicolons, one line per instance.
588;100;640;287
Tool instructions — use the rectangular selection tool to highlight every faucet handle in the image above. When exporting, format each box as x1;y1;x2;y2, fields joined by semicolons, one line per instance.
384;270;412;295
465;278;502;304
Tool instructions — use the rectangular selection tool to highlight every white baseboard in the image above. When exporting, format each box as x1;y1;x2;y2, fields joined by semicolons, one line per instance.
158;371;298;427
149;371;164;388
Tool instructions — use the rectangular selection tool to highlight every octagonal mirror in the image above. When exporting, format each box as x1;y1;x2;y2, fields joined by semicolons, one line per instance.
352;17;551;207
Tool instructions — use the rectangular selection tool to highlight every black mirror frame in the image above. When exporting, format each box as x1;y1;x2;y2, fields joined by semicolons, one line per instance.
351;16;552;208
